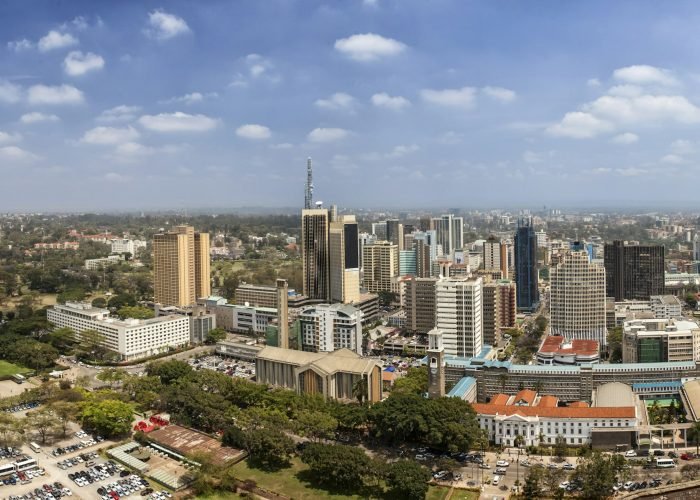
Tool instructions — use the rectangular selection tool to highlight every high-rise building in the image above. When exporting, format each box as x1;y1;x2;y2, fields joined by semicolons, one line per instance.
153;225;211;307
432;214;464;256
604;240;665;301
482;279;518;346
371;221;387;240
362;241;399;293
329;215;360;304
436;276;483;357
405;277;437;334
299;303;363;354
386;219;404;251
483;236;508;278
550;250;607;346
399;250;417;276
514;218;539;311
414;230;438;277
302;208;330;300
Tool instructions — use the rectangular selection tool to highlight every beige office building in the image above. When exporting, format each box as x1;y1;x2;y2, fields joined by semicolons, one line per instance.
329;215;360;304
362;241;398;293
405;277;437;334
550;250;607;346
153;225;211;307
302;208;330;300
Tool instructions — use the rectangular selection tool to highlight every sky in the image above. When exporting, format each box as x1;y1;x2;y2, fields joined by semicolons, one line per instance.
3;1;700;211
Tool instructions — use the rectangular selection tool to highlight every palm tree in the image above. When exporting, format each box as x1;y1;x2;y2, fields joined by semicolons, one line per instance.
352;377;368;403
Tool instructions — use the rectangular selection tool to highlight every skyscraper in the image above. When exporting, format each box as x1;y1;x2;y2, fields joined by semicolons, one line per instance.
436;276;483;357
304;157;313;210
405;277;437;334
362;241;399;293
153;225;210;307
302;208;330;300
414;230;438;277
550;250;607;346
386;219;404;251
514;218;539;311
432;214;464;256
604;240;665;301
329;215;360;303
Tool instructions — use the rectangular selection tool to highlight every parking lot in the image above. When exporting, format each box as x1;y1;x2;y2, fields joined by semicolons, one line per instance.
187;355;255;379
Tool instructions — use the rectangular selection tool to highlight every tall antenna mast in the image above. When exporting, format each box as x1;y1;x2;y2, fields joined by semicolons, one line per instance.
304;157;313;209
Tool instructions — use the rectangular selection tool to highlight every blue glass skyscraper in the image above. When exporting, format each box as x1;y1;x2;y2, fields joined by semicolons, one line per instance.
514;218;539;311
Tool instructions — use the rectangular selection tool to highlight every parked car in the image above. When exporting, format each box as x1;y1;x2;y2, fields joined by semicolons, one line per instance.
496;460;510;467
625;449;637;457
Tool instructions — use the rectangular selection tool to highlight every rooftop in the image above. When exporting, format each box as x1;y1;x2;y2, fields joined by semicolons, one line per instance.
472;403;636;419
594;382;636;408
148;425;245;464
538;336;599;356
447;376;476;399
256;346;380;375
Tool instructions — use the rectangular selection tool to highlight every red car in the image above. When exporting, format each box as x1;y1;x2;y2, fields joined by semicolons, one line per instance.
681;453;695;460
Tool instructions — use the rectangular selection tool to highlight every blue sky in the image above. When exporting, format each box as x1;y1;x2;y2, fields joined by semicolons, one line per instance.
2;0;700;211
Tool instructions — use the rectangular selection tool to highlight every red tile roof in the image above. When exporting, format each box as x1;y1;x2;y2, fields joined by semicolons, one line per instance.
490;393;510;405
537;395;559;407
513;389;537;406
569;401;590;408
472;403;635;419
539;336;599;356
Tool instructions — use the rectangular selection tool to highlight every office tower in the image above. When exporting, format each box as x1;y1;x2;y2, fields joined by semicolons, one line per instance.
419;216;431;231
483;236;507;278
399;250;417;276
386;219;404;251
302;208;330;300
299;303;363;354
496;280;517;333
276;279;289;349
436;276;483;357
405;277;437;333
304;157;313;210
371;221;387;240
403;232;415;252
694;234;700;261
153;225;211;307
481;282;500;347
414;230;438;277
358;232;376;272
329;215;360;303
361;241;399;293
514;218;539;311
432;214;464;256
427;329;445;398
535;229;548;248
550;250;607;346
604;240;665;301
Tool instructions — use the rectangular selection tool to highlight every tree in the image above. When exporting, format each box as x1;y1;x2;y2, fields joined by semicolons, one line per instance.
295;409;338;442
542;467;566;498
386;460;430;500
573;451;622;500
76;329;111;362
27;407;60;444
116;306;154;320
96;368;127;388
392;366;428;396
300;443;379;492
80;399;134;437
523;466;544;499
607;326;623;362
690;421;700;455
554;435;567;460
146;360;193;385
45;327;77;351
204;327;227;344
681;462;700;480
49;402;80;438
91;297;107;308
352;378;368;403
188;451;237;497
223;425;295;471
107;293;137;310
377;291;398;307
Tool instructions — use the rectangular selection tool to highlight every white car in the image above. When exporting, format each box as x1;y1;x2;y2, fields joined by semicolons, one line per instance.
625;450;637;457
496;460;510;467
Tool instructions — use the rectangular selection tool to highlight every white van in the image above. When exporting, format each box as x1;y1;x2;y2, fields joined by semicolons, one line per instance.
655;458;676;468
29;442;40;453
493;475;501;486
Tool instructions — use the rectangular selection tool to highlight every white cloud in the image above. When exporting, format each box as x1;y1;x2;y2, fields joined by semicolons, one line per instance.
0;146;38;161
610;132;639;145
138;112;219;132
114;142;153;156
587;78;601;87
160;92;218;105
27;84;84;105
585;94;700;124
371;92;410;110
437;131;463;144
104;172;131;183
545;111;614;139
97;105;141;123
0;132;21;144
307;127;350;143
482;86;516;103
236;124;271;140
0;80;22;103
334;33;406;61
314;92;356;111
229;54;278;87
38;30;78;52
607;85;644;98
7;39;33;52
421;86;476;108
671;139;694;155
20;112;60;124
145;9;191;40
613;65;678;86
386;144;419;158
615;167;647;177
522;151;544;163
63;51;105;76
81;126;140;145
660;154;685;164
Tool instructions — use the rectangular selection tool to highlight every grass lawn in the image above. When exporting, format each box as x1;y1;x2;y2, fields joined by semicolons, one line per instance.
0;361;31;377
231;458;372;500
426;487;479;500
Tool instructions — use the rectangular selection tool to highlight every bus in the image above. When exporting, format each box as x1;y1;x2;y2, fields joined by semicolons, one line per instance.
29;443;40;453
655;458;676;468
11;374;25;385
0;464;14;477
15;458;37;471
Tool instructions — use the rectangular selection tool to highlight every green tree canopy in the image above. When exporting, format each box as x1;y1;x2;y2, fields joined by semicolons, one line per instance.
116;305;155;320
80;399;134;437
386;460;430;500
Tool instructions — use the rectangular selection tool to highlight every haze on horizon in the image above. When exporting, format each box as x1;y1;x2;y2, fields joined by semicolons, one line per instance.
2;0;700;212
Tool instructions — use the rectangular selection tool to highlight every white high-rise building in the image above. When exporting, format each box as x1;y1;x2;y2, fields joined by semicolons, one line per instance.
299;303;363;354
550;250;607;346
535;230;548;249
436;276;483;357
432;214;464;256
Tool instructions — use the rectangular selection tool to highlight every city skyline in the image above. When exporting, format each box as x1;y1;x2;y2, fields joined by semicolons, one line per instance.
5;1;700;211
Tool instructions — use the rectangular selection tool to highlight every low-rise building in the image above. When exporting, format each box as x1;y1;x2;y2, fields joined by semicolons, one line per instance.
473;384;638;448
212;303;277;334
536;336;600;365
110;238;147;255
255;347;382;403
84;255;124;270
47;302;190;361
299;303;363;354
650;295;683;319
622;318;700;363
